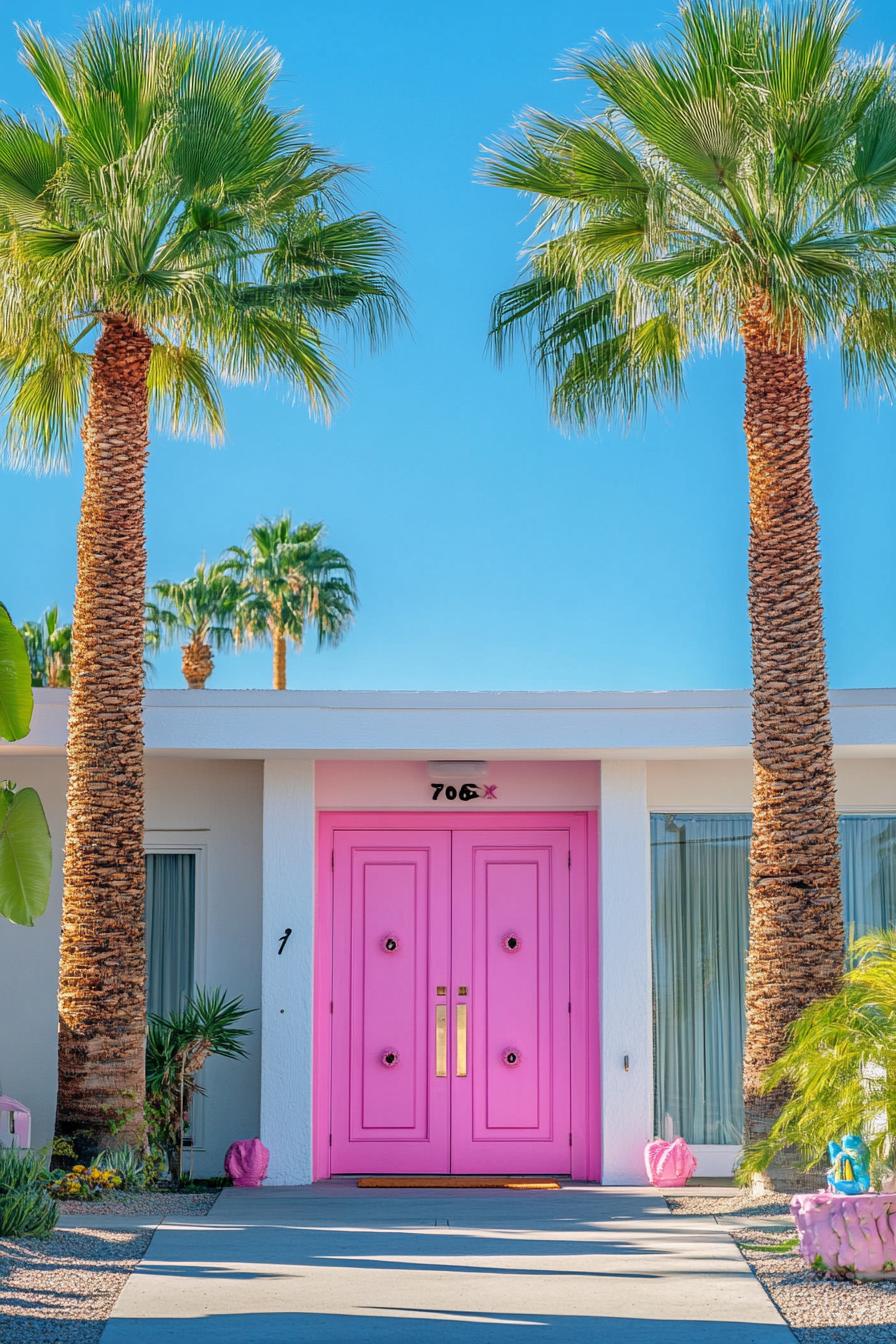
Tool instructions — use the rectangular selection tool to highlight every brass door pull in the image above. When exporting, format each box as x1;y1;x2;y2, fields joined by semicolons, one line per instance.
435;1004;447;1077
455;1003;468;1076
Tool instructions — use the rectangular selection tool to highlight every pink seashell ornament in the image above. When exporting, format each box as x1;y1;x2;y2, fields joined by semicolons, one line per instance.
225;1138;270;1188
644;1136;697;1187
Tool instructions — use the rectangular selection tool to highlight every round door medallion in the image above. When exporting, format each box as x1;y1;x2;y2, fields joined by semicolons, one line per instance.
502;1048;521;1067
382;935;399;953
381;1050;400;1068
502;933;521;953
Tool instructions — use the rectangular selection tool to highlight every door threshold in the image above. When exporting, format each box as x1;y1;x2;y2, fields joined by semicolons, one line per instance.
355;1175;564;1189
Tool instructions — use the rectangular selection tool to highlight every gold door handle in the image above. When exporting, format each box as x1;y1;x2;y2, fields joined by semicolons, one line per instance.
455;1003;468;1077
435;1004;447;1077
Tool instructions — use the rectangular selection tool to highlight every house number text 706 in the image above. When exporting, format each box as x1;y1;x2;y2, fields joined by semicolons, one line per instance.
430;783;497;801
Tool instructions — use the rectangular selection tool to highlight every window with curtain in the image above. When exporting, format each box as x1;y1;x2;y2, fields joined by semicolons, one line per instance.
145;852;196;1020
650;813;896;1145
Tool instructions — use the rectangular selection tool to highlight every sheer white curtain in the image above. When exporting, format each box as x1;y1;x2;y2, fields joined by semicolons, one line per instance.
840;815;896;947
651;814;750;1144
145;852;196;1020
651;813;896;1145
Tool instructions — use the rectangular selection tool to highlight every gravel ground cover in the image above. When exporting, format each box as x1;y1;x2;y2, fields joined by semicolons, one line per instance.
56;1190;219;1217
667;1189;896;1342
0;1190;218;1342
0;1226;152;1343
665;1191;792;1217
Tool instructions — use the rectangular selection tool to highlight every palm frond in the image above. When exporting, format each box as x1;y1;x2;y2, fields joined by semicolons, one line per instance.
148;341;224;442
484;0;896;426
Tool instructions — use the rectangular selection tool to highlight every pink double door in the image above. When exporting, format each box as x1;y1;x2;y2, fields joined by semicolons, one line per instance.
329;822;575;1175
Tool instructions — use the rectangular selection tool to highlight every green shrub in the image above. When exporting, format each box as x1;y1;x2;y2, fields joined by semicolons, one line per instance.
147;987;252;1184
96;1146;144;1191
0;1149;57;1238
739;930;896;1182
0;1182;58;1237
0;1147;49;1190
46;1165;122;1200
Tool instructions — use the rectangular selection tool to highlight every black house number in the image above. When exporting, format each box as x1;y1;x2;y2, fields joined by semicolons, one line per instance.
430;782;497;802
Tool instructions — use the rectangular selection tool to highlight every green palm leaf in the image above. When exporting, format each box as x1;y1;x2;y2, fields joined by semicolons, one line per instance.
0;785;52;927
485;0;896;426
0;12;404;468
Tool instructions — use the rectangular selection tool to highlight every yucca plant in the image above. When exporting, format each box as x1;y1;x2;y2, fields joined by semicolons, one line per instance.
95;1144;145;1190
225;515;357;689
147;562;244;689
0;8;402;1149
146;986;252;1184
0;1147;57;1238
740;932;896;1183
484;0;896;1184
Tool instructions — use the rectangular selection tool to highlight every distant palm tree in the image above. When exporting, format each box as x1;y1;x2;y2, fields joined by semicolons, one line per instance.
20;607;73;688
0;10;402;1150
147;563;244;689
225;516;357;689
483;0;896;1185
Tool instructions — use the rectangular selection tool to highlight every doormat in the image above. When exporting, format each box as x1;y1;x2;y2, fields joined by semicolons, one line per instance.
356;1176;562;1189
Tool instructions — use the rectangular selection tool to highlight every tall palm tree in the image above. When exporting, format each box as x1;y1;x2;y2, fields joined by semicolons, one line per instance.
225;515;357;689
20;606;73;687
147;562;244;689
484;0;896;1185
0;10;402;1149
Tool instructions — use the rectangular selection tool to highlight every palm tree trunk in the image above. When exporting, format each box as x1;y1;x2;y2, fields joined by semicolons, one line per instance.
272;629;287;690
56;314;153;1152
181;638;213;690
741;292;842;1191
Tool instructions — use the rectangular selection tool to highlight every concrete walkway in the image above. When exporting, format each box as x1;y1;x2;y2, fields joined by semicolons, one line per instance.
101;1183;794;1342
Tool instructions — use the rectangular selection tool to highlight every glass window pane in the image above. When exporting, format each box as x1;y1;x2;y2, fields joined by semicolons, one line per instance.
145;852;196;1020
840;816;896;947
650;812;896;1147
651;814;750;1144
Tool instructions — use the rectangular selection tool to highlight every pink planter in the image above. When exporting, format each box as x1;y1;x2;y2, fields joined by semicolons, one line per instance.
644;1136;697;1188
792;1192;896;1280
224;1138;270;1188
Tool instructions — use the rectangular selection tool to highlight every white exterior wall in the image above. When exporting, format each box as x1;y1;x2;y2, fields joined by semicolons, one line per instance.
598;762;653;1184
0;757;263;1176
5;687;896;1187
259;758;315;1185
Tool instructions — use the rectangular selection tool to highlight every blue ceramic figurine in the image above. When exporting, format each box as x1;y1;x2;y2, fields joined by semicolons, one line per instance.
827;1134;871;1195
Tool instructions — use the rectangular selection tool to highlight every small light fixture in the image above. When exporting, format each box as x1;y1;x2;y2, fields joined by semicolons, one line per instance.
426;760;488;783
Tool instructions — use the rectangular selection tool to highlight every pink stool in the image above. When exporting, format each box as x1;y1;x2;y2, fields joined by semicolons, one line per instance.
0;1096;31;1149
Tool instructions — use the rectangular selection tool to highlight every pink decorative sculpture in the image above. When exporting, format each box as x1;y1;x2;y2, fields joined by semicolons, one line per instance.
0;1096;31;1149
644;1136;697;1187
224;1138;270;1188
792;1192;896;1280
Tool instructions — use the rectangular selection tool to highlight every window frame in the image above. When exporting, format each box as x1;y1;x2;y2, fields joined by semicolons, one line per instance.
144;830;209;1152
649;809;896;1159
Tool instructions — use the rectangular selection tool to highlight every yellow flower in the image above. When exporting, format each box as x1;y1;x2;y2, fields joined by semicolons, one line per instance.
72;1165;85;1173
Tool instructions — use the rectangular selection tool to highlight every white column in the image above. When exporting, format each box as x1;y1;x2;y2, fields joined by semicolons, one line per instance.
260;757;315;1185
600;760;653;1184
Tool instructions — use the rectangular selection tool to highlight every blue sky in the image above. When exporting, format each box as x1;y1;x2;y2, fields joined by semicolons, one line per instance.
2;0;895;691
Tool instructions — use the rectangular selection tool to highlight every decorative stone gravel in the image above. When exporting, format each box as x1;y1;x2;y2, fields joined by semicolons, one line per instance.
0;1191;218;1341
666;1189;896;1341
665;1191;792;1218
0;1226;152;1342
741;1241;896;1342
57;1189;219;1217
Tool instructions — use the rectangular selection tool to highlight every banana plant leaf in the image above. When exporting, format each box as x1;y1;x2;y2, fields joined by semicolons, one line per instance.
0;785;52;926
0;603;33;742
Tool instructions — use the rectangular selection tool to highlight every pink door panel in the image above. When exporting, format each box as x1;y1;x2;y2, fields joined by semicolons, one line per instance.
330;831;450;1173
451;830;571;1174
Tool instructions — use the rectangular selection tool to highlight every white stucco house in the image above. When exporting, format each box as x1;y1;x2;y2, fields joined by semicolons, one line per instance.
3;686;896;1186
